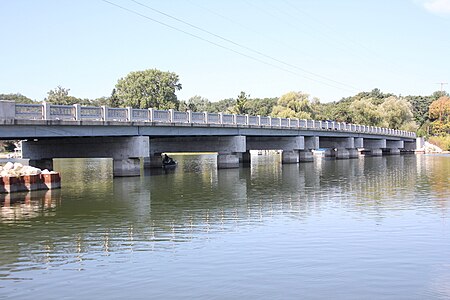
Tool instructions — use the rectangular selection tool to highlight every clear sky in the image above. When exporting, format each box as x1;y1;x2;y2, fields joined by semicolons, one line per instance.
1;0;449;103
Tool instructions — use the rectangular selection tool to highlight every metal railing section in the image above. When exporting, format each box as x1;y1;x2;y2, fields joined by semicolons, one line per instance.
12;102;416;138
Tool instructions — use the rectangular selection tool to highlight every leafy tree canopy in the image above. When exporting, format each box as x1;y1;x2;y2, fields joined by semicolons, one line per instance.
0;93;34;103
246;97;278;116
184;95;211;112
271;91;317;119
429;96;450;135
115;69;182;109
378;96;416;130
45;86;88;105
229;91;249;114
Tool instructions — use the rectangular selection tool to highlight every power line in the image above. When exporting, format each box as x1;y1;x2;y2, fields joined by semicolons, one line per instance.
101;0;357;93
130;0;358;91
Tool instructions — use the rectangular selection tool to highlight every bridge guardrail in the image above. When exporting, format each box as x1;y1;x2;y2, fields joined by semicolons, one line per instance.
6;102;417;138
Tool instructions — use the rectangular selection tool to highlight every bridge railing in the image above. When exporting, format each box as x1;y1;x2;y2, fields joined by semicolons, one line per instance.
9;102;417;138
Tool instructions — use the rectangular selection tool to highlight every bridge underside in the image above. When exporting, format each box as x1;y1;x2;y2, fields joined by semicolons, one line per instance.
18;133;417;177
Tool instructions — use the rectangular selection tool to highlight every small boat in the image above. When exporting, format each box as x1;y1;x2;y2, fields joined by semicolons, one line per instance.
162;160;177;168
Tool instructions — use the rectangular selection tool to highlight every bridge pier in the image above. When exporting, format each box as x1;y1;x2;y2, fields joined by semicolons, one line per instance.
282;150;299;164
299;150;314;162
385;140;403;155
324;149;335;158
384;148;400;155
299;136;318;162
29;158;53;171
239;151;251;164
319;137;355;160
348;148;359;158
369;149;383;156
113;158;141;177
217;153;240;169
335;148;350;159
363;139;386;156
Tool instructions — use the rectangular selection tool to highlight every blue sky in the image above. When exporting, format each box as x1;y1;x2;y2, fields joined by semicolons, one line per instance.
1;0;449;103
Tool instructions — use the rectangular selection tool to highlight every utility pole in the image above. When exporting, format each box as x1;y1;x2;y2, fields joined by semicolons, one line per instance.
436;82;448;92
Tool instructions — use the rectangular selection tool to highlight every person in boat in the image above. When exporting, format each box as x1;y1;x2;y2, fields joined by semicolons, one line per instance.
163;154;174;164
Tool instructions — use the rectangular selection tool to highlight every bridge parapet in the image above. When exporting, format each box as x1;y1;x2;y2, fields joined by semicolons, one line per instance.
1;101;417;139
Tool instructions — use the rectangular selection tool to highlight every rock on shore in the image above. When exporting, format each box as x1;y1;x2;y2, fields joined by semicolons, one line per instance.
0;162;57;177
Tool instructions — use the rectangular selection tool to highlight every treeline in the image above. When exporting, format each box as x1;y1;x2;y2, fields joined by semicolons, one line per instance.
1;69;449;149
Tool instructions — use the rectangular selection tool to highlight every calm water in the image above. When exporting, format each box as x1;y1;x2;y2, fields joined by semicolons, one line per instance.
0;154;449;299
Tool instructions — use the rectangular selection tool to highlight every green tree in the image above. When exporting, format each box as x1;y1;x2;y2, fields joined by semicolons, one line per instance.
245;97;278;116
0;93;34;103
378;96;416;130
271;91;315;119
115;69;182;109
209;98;235;113
230;91;249;114
348;98;381;126
185;95;211;112
45;86;81;105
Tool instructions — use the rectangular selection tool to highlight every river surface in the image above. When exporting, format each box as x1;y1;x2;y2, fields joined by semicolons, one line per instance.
0;153;449;299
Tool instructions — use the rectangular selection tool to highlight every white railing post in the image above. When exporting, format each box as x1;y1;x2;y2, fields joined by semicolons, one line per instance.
204;111;208;124
187;110;192;123
219;112;223;124
233;114;237;124
73;104;81;121
148;108;154;122
169;109;174;122
101;106;107;121
268;116;272;126
127;107;132;122
245;114;249;125
43;102;50;120
257;115;261;126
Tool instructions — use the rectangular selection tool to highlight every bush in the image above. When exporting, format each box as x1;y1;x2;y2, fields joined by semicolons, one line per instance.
428;135;450;151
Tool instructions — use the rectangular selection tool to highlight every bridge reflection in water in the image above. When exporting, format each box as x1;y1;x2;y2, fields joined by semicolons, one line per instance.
0;153;449;299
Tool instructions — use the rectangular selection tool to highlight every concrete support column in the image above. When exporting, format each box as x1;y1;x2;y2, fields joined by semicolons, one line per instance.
335;148;350;159
304;136;319;150
217;153;240;169
370;149;383;156
143;153;162;168
239;151;251;164
385;148;400;155
347;149;359;158
113;158;141;177
299;150;314;162
354;138;364;149
281;150;299;164
29;158;53;171
324;149;335;158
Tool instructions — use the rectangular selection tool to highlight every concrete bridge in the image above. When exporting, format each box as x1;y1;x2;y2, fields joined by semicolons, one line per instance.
0;100;417;176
